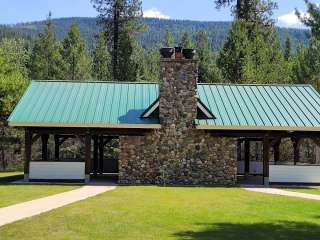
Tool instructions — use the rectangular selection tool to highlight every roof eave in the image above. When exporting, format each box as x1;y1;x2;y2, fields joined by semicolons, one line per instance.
8;122;161;129
196;125;320;132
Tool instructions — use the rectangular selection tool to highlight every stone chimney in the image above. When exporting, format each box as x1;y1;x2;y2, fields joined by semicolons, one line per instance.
159;58;198;129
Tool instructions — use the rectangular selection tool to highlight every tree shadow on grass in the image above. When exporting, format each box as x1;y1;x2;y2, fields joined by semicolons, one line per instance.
174;221;320;240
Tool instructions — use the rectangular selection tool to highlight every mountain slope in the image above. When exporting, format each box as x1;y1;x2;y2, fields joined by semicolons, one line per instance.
2;17;309;51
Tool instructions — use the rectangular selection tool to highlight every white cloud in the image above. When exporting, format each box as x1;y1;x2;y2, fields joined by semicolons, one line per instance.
278;11;300;26
278;10;308;27
143;8;170;19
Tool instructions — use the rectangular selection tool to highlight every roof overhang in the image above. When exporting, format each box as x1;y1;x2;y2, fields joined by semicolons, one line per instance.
196;125;320;132
8;122;162;129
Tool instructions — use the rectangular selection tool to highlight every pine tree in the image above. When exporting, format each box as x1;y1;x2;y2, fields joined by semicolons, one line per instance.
29;13;66;80
180;32;194;49
215;0;277;25
93;32;111;80
296;0;320;39
218;20;290;84
196;30;222;83
284;36;292;61
0;39;28;121
162;29;175;47
92;0;143;81
217;21;250;83
293;39;320;90
293;0;320;90
62;23;92;80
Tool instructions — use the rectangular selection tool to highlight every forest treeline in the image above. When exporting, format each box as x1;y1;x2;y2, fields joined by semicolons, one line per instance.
0;17;309;51
0;0;320;170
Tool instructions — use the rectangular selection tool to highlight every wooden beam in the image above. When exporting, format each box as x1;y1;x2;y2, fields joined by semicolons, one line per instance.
99;136;104;175
237;140;242;162
54;135;59;161
24;129;32;177
273;141;280;164
292;137;301;165
263;137;270;185
84;131;91;183
59;136;70;146
41;134;49;161
93;136;98;177
31;134;40;144
244;140;250;174
29;127;151;136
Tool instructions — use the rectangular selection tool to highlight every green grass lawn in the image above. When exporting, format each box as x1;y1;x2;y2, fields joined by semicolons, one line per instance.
284;187;320;195
0;172;23;178
0;187;319;240
0;184;79;208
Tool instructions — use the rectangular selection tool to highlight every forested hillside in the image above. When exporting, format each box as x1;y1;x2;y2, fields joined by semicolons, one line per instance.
1;17;309;50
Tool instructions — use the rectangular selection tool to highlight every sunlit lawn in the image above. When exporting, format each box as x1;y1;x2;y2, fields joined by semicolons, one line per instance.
0;186;319;240
0;183;79;208
0;171;23;179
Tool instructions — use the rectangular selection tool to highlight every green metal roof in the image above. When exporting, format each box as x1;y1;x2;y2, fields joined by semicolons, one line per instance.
196;83;320;131
8;80;320;131
8;80;160;128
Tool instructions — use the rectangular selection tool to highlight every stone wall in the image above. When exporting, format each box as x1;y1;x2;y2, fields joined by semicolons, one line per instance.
118;58;237;185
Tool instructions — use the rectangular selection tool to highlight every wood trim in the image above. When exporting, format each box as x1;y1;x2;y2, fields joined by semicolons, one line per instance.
197;125;320;132
141;98;159;118
24;130;32;174
9;122;161;129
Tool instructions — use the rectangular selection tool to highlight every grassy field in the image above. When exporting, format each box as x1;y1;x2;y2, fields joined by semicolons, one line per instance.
0;184;79;208
284;187;320;195
0;172;23;182
0;186;319;240
0;172;23;178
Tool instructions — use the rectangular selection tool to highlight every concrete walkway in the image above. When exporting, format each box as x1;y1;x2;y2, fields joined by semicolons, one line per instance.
245;187;320;200
0;182;116;227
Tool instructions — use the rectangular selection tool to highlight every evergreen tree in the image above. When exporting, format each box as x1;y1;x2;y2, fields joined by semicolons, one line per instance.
292;39;320;90
215;0;277;25
62;23;92;80
196;30;222;83
180;32;194;48
162;29;175;47
0;39;28;121
140;47;160;82
117;31;139;81
92;0;143;81
294;0;320;90
0;39;28;171
93;32;112;80
218;20;290;84
284;36;292;61
29;13;66;80
296;0;320;39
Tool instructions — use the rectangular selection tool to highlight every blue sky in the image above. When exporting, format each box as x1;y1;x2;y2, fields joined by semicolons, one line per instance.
0;0;314;28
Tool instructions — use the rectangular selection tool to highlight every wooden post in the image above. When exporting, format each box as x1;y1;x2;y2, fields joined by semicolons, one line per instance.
273;141;280;165
93;136;98;177
237;140;242;161
263;137;270;186
54;135;59;161
292;137;300;165
244;140;250;175
85;132;91;183
41;134;49;161
99;136;104;175
24;129;32;181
